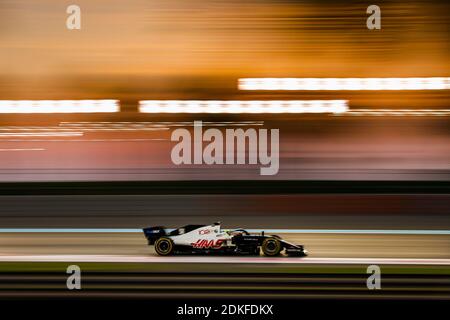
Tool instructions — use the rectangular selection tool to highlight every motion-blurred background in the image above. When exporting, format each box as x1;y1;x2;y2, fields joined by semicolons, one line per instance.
1;0;449;101
0;0;449;302
0;0;449;226
0;0;449;182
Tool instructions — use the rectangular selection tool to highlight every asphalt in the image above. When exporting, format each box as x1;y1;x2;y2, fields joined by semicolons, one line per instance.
0;233;448;259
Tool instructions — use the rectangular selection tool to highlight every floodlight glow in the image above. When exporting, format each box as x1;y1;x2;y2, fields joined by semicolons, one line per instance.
139;100;348;114
0;100;120;113
0;132;84;137
238;77;450;90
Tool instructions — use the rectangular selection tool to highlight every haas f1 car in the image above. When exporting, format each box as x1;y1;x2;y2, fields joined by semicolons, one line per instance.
143;222;307;257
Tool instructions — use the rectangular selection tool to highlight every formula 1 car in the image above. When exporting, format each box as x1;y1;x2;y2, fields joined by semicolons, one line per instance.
143;222;307;257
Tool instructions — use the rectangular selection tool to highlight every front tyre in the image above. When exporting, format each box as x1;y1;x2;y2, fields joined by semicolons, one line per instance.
154;237;174;256
261;238;282;256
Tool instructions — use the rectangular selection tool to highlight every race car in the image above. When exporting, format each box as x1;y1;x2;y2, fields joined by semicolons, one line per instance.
143;222;307;257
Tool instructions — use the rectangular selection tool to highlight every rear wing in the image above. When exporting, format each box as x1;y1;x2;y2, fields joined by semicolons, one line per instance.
143;226;167;245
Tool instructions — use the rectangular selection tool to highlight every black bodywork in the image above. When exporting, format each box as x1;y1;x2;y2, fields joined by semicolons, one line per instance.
143;226;167;245
231;233;307;256
143;225;206;245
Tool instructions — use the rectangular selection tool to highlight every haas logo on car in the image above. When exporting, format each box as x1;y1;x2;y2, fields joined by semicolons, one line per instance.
192;239;224;249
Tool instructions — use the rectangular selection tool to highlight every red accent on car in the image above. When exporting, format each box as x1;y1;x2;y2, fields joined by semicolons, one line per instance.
191;239;224;249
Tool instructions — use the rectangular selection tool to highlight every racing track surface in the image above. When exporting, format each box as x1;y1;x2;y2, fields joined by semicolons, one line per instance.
0;233;448;259
0;182;448;300
1;233;449;300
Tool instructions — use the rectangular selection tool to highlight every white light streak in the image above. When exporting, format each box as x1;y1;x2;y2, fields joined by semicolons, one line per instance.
0;132;83;137
238;77;450;90
0;100;120;113
139;100;348;114
0;148;45;152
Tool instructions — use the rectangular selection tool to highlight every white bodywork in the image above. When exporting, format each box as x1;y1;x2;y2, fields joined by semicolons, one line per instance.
169;224;234;249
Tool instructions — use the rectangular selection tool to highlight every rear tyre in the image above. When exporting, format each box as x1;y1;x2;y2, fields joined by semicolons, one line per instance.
154;237;174;256
261;238;282;256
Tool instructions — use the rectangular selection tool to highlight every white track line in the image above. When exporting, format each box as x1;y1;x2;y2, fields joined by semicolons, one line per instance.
0;228;449;235
0;255;449;265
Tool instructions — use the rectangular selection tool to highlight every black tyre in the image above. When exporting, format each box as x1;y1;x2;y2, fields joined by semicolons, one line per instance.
154;237;174;256
261;238;282;256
